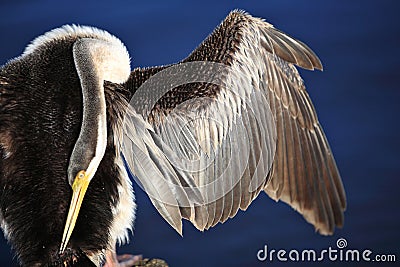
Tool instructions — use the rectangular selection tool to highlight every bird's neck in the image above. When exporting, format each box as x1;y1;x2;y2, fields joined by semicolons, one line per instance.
67;39;108;181
67;36;131;181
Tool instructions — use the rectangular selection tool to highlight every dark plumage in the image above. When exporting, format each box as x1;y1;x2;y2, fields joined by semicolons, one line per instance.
0;35;128;265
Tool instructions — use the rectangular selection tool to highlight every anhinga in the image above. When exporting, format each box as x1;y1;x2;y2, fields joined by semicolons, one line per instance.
0;10;346;266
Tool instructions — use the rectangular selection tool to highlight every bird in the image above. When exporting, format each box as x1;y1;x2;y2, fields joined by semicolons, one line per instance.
0;10;346;267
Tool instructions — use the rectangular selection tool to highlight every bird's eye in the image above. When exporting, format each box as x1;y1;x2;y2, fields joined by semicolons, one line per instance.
77;170;86;179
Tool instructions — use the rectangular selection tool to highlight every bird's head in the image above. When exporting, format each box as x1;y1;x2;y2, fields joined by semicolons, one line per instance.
60;152;101;255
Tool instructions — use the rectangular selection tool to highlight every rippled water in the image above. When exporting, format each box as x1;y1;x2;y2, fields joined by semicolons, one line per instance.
0;1;399;266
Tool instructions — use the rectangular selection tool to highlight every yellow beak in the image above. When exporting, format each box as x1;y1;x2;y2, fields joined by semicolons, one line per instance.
59;170;91;254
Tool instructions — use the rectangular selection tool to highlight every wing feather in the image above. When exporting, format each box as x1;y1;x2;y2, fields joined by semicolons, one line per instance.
122;10;345;235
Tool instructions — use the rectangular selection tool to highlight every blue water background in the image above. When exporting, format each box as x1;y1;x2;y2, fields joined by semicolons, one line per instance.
0;1;399;266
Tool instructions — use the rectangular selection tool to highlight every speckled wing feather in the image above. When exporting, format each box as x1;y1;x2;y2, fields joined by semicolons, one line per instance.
122;10;346;235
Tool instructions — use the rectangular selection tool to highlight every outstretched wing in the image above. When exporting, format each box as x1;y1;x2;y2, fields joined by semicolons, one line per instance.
122;10;346;235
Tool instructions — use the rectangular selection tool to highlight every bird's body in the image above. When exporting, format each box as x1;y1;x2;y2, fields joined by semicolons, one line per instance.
0;10;345;266
0;27;135;265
